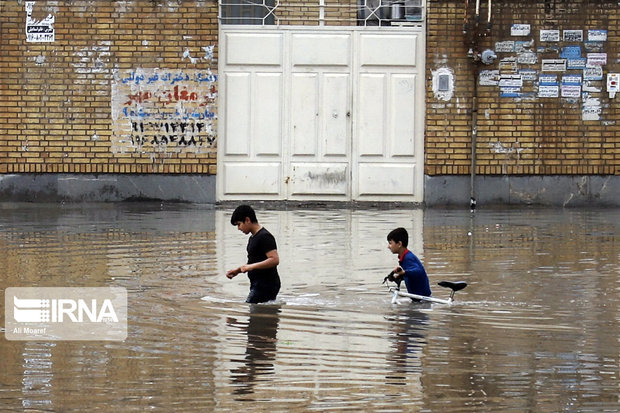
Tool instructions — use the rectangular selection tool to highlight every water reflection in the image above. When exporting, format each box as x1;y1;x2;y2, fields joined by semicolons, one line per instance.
228;304;280;397
385;305;428;386
21;341;54;410
0;204;619;411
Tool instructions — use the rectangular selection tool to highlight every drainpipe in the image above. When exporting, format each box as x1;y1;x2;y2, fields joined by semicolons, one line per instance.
470;66;479;210
464;0;493;210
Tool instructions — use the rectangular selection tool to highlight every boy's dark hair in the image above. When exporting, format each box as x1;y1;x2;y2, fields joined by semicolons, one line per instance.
387;227;408;248
230;204;258;225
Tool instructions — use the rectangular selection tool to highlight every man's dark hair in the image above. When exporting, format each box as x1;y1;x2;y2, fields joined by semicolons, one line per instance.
230;204;258;225
387;227;408;248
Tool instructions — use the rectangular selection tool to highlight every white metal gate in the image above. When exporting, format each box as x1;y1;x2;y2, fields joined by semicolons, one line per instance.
217;26;425;202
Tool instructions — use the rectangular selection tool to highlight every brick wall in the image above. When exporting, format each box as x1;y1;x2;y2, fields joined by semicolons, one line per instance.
7;0;618;196
276;0;357;26
426;0;620;176
0;0;219;175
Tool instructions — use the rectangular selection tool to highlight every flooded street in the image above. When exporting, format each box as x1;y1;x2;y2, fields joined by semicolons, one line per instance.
1;203;619;412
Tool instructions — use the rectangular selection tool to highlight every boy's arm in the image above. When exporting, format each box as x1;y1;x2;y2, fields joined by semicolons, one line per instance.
226;267;241;278
394;254;424;277
401;254;425;277
239;249;279;273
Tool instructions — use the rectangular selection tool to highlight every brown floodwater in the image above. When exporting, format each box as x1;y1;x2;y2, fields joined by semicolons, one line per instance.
0;203;619;412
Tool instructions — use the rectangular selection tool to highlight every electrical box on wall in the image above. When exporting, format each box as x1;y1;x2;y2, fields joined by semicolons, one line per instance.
438;74;450;91
607;73;619;98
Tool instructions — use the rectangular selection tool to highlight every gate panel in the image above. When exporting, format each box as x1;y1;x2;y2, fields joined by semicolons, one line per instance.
291;73;319;156
291;34;350;66
322;73;349;156
223;163;281;195
357;73;386;156
358;164;416;196
359;34;418;66
254;73;283;155
289;163;348;196
288;69;350;198
225;33;282;65
224;73;251;155
389;74;416;157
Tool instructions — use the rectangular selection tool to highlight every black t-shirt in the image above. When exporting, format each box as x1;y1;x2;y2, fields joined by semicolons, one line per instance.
246;227;280;289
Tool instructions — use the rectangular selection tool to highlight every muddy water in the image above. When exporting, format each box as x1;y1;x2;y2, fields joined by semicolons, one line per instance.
0;203;619;412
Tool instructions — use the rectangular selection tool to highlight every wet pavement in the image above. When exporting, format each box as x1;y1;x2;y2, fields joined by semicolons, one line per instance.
0;203;619;411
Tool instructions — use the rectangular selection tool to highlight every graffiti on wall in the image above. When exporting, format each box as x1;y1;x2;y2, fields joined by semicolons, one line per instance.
478;26;609;121
111;68;218;154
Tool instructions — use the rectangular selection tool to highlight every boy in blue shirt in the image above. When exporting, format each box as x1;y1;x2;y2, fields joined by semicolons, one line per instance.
387;227;432;297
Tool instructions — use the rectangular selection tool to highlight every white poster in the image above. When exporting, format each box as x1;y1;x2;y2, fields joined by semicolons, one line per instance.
563;30;583;42
582;100;601;121
499;74;523;88
587;53;607;66
541;59;566;72
479;70;500;86
540;30;560;42
583;65;603;81
511;24;530;36
495;41;515;53
561;85;581;99
25;2;55;42
588;30;607;42
538;85;559;98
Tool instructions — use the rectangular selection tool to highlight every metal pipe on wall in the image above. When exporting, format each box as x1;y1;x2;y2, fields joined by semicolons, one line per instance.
463;0;470;34
467;0;491;210
487;0;491;22
470;68;479;210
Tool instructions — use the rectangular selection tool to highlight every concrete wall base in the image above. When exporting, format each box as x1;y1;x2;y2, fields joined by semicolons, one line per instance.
3;173;619;206
0;174;216;203
425;175;620;207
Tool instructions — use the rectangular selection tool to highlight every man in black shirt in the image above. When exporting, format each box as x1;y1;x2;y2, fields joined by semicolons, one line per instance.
226;205;281;303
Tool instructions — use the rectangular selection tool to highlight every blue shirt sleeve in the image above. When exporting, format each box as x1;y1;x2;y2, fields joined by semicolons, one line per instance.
400;252;425;277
